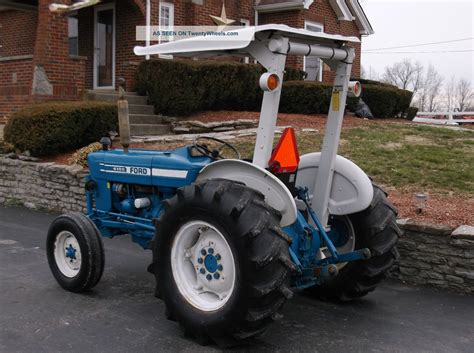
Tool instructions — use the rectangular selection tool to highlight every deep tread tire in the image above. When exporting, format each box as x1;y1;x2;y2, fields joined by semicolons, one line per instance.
152;179;293;346
47;213;105;292
311;184;400;301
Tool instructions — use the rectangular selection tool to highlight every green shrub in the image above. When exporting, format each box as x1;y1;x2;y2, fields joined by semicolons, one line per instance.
280;81;333;114
280;80;414;118
136;59;304;116
359;84;399;118
351;79;413;118
4;101;117;156
394;89;413;116
136;59;413;118
406;107;419;120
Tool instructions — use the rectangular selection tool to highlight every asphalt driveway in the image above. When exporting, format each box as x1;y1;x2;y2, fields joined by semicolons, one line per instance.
1;206;473;353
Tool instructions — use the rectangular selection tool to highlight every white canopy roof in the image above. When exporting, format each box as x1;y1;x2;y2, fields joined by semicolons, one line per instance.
134;24;359;57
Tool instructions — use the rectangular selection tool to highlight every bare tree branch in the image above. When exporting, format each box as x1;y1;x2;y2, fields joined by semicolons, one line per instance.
455;79;473;111
382;59;423;103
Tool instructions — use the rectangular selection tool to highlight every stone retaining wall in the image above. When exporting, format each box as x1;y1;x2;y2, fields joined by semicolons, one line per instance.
172;119;257;134
0;156;473;293
0;156;86;213
392;220;474;294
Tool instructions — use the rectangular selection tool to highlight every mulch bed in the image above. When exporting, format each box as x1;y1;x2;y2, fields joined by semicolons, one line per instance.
184;110;412;129
387;187;473;228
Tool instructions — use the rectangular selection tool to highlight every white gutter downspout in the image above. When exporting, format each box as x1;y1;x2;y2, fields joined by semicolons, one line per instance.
146;0;151;60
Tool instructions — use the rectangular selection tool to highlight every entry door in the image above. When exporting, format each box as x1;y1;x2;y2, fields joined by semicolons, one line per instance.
94;4;115;89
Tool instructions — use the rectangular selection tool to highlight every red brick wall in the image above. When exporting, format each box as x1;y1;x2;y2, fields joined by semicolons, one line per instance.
257;0;362;81
0;10;37;57
305;0;361;79
0;0;364;122
0;2;87;122
116;1;146;91
78;7;94;90
177;0;254;26
77;1;147;91
32;0;85;100
0;58;34;122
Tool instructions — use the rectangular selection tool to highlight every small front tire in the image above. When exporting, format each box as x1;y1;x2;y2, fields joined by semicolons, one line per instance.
46;213;105;292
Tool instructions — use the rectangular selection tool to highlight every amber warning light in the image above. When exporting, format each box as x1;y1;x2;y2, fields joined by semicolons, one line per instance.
348;81;361;98
268;128;300;173
259;73;280;91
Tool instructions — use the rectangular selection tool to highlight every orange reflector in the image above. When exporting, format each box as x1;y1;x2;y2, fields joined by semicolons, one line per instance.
267;74;279;91
268;128;300;173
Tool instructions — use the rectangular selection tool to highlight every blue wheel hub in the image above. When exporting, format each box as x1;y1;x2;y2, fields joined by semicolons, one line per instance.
65;244;77;260
198;247;224;281
204;254;218;273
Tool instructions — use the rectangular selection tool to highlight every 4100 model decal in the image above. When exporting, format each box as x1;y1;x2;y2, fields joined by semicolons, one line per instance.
99;163;188;179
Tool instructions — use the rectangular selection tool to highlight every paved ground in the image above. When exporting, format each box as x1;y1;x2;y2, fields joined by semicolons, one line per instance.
1;206;473;353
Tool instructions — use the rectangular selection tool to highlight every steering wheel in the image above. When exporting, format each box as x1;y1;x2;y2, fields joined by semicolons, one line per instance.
192;136;241;160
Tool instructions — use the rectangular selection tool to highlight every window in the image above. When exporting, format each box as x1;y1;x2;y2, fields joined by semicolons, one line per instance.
240;19;250;64
304;21;324;82
68;14;79;56
159;2;174;43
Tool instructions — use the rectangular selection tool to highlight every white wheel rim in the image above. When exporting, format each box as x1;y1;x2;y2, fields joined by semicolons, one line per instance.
54;231;82;278
318;216;356;270
170;221;236;312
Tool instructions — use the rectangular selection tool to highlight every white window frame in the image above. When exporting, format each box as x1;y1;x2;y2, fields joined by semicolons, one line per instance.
68;11;79;56
303;20;324;82
240;19;250;64
93;3;116;90
158;2;174;59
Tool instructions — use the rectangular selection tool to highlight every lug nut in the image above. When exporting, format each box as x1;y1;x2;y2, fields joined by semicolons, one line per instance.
216;254;221;260
199;268;205;274
217;265;223;271
201;249;207;256
208;248;214;254
197;258;203;264
206;274;212;281
213;273;220;280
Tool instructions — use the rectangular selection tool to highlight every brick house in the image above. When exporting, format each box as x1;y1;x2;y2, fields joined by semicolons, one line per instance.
0;0;373;124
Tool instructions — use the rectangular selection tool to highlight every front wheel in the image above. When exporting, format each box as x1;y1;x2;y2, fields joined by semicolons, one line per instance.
46;213;105;292
310;184;400;301
152;179;295;345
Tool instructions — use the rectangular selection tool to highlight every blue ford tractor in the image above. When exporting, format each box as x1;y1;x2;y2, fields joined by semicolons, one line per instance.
47;25;399;345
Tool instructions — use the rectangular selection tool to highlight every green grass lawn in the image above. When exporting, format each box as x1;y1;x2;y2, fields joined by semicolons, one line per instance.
233;124;474;195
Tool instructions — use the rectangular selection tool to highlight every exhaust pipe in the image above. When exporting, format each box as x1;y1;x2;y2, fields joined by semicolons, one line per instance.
117;81;131;154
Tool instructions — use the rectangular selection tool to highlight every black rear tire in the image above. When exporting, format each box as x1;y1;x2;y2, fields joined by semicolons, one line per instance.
310;184;400;301
151;179;295;346
47;213;105;293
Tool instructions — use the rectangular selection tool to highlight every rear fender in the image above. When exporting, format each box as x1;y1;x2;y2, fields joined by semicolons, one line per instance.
196;159;297;227
296;153;373;215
